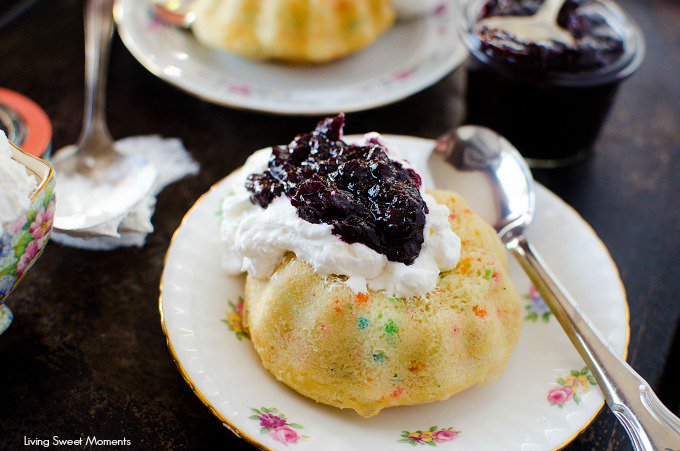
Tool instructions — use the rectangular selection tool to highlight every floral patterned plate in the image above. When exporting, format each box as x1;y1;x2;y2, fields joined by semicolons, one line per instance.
159;136;629;450
114;0;466;115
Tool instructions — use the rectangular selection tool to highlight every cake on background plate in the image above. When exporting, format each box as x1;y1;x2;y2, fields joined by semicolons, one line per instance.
192;0;395;63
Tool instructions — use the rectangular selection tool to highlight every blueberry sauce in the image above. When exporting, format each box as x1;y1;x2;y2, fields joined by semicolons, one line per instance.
245;115;428;265
477;0;625;72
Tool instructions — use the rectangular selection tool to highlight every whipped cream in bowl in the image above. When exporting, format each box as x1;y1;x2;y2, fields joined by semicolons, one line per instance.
221;118;461;298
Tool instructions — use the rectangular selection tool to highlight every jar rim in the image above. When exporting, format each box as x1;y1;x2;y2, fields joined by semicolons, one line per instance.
457;0;646;87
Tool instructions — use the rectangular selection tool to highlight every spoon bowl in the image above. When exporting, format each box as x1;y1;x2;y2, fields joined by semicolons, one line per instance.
430;125;534;241
53;0;157;237
52;143;156;235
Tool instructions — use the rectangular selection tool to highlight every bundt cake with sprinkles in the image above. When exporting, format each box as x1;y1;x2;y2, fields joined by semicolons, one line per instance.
242;189;522;417
192;0;395;62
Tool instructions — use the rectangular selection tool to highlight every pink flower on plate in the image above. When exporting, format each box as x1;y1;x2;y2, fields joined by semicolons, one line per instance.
547;386;573;406
229;84;251;95
145;16;165;32
393;69;416;81
269;426;300;445
529;285;541;300
434;3;448;16
433;429;458;443
259;413;287;430
17;240;40;277
29;202;55;240
235;298;245;318
250;407;307;444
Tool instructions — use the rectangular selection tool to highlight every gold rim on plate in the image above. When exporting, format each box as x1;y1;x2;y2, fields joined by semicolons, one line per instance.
158;175;630;451
159;181;270;451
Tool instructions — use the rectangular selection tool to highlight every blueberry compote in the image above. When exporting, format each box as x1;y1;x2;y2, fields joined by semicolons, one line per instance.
461;0;643;167
245;115;428;265
477;0;624;73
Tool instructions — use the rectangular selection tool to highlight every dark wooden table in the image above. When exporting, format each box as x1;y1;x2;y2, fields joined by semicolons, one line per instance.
1;1;678;449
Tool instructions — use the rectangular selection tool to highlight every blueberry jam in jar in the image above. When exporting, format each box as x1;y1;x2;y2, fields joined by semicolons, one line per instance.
245;114;428;265
459;0;644;167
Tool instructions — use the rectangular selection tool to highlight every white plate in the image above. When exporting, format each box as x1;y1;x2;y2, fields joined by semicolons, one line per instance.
114;1;467;115
160;136;629;450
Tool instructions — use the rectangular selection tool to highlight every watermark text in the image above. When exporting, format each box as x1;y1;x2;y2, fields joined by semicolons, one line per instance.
24;436;131;447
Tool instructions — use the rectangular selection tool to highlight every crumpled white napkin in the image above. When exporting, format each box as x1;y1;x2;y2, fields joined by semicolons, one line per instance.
51;135;199;250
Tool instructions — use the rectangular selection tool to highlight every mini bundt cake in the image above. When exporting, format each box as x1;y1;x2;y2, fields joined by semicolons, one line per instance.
192;0;395;63
243;189;522;417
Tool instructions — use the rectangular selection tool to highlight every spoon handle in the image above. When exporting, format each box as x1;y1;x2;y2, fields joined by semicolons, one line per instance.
507;235;680;451
80;0;115;144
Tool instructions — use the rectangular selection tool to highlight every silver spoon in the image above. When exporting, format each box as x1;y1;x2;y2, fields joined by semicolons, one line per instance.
430;127;680;451
477;0;575;46
53;0;157;237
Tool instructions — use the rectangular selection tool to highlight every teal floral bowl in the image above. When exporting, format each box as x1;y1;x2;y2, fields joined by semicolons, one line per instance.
0;143;55;333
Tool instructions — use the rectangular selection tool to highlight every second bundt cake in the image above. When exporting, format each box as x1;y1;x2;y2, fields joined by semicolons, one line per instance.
192;0;396;63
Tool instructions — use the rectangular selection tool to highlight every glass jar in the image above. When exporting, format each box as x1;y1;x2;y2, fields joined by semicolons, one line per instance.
458;0;645;168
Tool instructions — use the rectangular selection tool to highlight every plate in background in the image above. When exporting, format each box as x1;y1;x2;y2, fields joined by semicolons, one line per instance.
114;1;467;115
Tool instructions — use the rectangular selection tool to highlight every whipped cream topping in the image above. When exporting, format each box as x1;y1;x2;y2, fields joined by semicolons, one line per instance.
0;131;37;226
221;135;461;298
